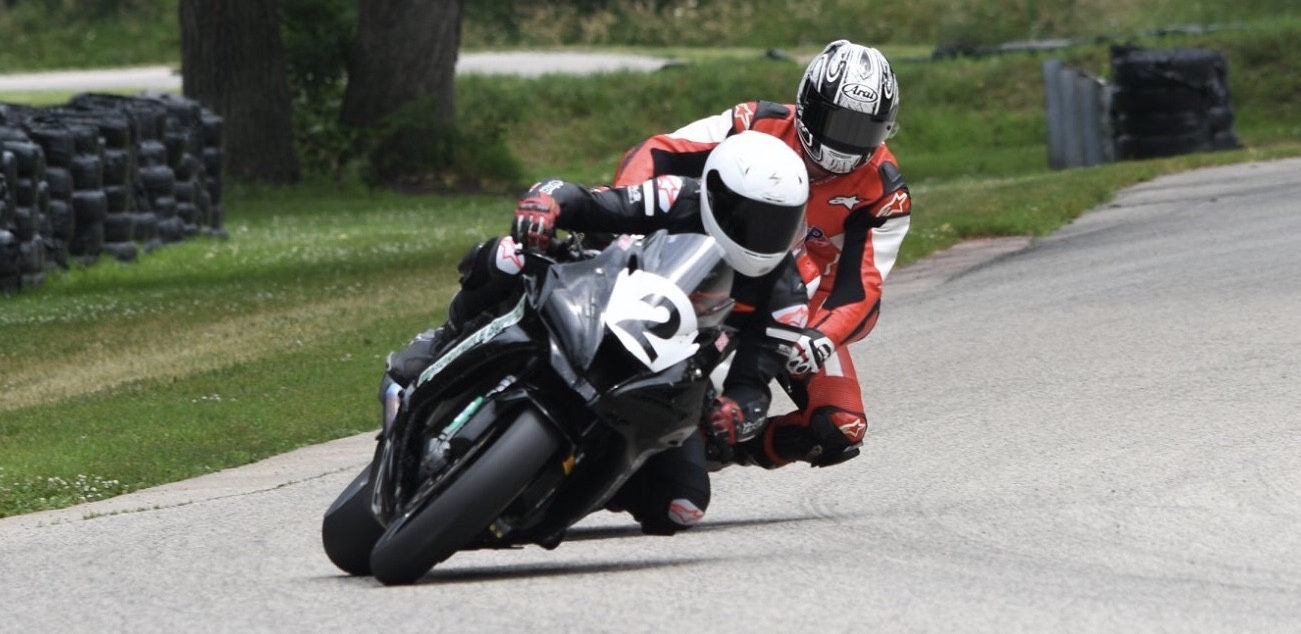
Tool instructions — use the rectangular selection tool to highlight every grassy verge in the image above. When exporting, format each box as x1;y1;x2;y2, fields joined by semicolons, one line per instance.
903;142;1301;259
0;0;179;71
456;17;1301;187
0;186;504;514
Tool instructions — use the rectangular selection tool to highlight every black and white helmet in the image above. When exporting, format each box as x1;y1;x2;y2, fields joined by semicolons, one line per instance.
700;131;808;278
795;40;899;175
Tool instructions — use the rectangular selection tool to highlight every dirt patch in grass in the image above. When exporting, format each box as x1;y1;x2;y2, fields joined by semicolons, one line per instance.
0;279;451;414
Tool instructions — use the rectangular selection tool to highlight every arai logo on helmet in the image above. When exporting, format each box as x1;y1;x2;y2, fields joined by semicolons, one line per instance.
840;83;878;104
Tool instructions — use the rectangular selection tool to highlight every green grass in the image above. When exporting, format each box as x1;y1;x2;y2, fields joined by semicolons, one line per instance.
0;0;179;72
0;90;94;106
4;0;1298;73
903;141;1301;260
456;16;1301;187
0;184;512;514
2;8;1301;518
462;0;1301;49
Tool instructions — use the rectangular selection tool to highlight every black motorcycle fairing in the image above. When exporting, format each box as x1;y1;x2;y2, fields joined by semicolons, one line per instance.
508;325;734;541
352;231;747;571
411;296;535;391
375;320;549;524
592;362;713;448
533;231;734;378
533;242;633;374
379;382;575;526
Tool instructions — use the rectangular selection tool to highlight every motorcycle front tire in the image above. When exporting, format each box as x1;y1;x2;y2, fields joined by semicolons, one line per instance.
369;407;559;585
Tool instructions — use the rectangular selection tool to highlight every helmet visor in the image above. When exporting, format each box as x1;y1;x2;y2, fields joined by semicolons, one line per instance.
799;84;893;154
706;171;807;255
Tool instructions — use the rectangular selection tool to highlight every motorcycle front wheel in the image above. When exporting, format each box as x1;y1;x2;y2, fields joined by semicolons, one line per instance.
369;407;559;585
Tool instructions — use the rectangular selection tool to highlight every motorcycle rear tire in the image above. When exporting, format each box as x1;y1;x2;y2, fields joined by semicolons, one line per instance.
321;465;384;576
369;408;558;585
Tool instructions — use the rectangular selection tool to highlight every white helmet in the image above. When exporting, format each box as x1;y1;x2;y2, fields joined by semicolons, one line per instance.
700;131;808;278
796;40;900;175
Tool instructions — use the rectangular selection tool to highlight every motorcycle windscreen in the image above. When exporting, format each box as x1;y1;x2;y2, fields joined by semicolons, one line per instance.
636;232;734;329
601;232;734;373
539;243;632;371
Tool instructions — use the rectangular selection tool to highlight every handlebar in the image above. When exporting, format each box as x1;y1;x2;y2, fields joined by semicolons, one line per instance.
520;232;590;266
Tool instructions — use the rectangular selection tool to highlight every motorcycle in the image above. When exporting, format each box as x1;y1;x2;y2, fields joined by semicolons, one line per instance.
321;230;738;585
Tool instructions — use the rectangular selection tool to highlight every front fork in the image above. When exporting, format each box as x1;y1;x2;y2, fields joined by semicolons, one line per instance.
379;377;403;437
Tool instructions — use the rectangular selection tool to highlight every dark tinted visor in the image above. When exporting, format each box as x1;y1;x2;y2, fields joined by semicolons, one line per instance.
800;83;892;154
707;171;806;254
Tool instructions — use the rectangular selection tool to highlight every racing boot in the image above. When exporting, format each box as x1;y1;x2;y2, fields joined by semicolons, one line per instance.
741;407;863;468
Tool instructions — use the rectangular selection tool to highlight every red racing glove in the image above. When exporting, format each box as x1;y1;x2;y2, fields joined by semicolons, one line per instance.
704;395;767;464
706;396;745;448
512;192;560;251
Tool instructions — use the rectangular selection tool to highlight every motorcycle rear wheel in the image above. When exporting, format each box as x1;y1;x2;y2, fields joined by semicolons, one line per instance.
321;465;384;576
369;407;559;585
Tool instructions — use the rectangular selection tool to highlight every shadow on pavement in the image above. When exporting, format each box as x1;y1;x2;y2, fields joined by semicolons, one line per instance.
312;515;830;586
413;556;719;585
563;513;825;542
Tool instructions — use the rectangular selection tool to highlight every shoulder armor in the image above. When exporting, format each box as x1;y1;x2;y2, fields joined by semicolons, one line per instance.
732;101;794;131
755;100;793;122
877;159;906;193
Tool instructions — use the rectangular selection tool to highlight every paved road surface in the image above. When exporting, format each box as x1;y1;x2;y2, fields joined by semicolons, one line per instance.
0;52;674;93
1;158;1298;632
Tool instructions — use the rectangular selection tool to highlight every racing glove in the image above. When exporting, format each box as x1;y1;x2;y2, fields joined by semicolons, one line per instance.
703;395;765;463
784;327;834;377
512;192;560;251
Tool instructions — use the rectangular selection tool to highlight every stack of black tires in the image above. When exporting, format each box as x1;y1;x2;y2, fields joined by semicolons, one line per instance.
1;106;55;290
0;143;24;295
1110;45;1241;160
42;104;148;262
0;94;224;297
26;109;113;265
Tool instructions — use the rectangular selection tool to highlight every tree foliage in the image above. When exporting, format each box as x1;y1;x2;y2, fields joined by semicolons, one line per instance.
279;0;356;180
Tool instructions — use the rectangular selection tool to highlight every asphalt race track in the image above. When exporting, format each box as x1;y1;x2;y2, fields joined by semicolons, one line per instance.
1;158;1299;632
0;52;674;93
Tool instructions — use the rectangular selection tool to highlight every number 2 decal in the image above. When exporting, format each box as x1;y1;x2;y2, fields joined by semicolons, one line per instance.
604;270;699;372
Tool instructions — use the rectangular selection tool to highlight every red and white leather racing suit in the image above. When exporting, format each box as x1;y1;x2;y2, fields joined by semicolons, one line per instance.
613;100;911;466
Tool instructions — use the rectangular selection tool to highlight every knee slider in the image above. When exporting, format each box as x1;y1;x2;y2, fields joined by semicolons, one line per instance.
815;407;867;444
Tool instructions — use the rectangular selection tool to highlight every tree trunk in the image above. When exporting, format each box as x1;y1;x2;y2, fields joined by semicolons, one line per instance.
339;0;462;131
179;0;300;184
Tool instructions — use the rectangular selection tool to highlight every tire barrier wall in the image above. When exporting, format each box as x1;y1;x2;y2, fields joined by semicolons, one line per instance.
0;94;224;297
1044;46;1241;170
1109;45;1241;161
